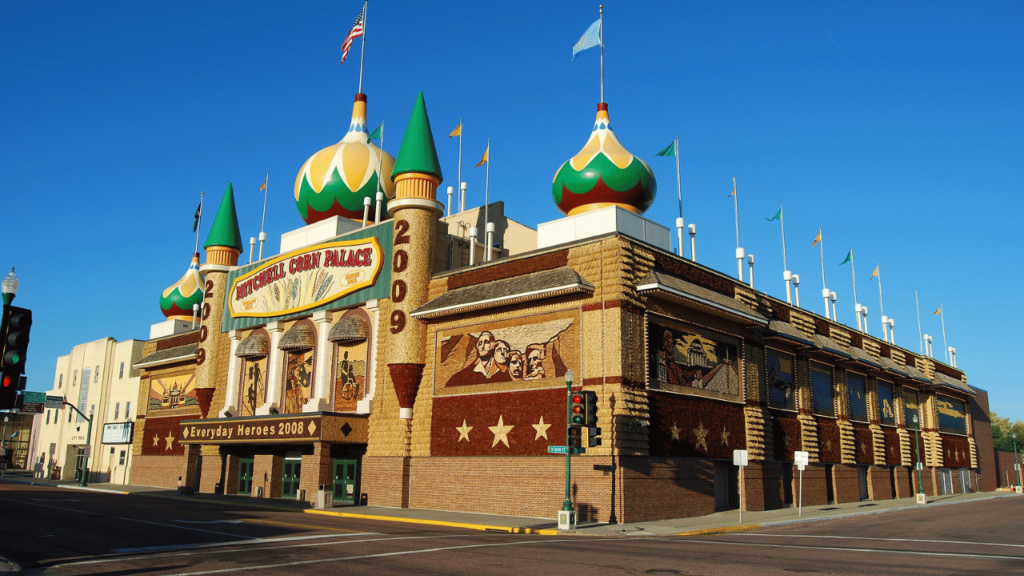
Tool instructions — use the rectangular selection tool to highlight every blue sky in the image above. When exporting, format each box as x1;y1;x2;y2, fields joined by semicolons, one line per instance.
2;1;1021;421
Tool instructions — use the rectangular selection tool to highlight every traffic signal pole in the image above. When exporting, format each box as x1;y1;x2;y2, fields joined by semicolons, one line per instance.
562;375;573;513
63;401;93;487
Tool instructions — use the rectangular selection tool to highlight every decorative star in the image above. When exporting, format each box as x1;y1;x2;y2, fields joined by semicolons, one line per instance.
456;420;473;443
824;438;832;452
489;415;514;448
153;434;160;447
782;433;791;451
164;431;176;451
669;422;681;442
532;416;551;441
693;421;709;451
720;427;730;447
860;441;867;454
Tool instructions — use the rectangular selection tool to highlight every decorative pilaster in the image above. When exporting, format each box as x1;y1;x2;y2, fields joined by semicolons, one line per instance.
218;330;242;417
257;321;284;415
838;420;856;464
304;311;334;413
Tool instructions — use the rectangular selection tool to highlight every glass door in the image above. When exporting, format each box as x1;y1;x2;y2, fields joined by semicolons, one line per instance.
238;458;254;495
282;460;302;498
333;460;358;504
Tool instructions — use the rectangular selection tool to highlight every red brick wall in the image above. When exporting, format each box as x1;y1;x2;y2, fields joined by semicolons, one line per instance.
832;464;862;503
868;466;893;500
758;460;792;510
299;442;335;507
996;451;1021;489
794;464;829;507
620;457;715;522
969;389;997;492
893;466;913;499
131;455;184;489
252;453;282;498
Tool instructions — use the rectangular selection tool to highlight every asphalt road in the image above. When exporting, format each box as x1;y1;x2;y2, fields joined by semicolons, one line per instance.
1;483;1021;575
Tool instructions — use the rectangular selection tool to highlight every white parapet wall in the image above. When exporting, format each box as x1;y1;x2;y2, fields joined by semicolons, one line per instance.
537;205;671;251
280;216;364;255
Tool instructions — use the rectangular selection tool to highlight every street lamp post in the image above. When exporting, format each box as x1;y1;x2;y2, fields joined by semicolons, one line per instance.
1;268;19;305
0;416;8;475
913;414;926;504
558;369;576;530
1014;432;1021;491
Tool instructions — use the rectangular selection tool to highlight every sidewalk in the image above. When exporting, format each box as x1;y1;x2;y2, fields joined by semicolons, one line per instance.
2;470;1019;538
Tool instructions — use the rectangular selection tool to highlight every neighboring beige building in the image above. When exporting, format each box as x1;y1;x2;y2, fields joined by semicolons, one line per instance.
31;337;144;484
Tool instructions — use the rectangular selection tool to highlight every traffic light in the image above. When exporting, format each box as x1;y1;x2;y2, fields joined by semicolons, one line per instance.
570;393;585;426
567;425;582;449
0;372;17;410
1;306;32;374
583;391;602;447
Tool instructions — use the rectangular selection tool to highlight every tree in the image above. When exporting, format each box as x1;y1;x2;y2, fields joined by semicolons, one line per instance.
990;412;1024;452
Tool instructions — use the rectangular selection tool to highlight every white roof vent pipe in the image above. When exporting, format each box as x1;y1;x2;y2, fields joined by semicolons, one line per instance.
747;254;755;288
374;191;384;224
468;226;478;266
854;303;863;332
881;314;890;343
888;318;896;346
362;196;372;227
861;305;869;336
675;217;685;258
248;237;256;264
792;274;801;308
446;185;454;217
830;291;838;323
949;346;957;368
783;270;793;304
688;224;697;262
923;334;932;358
821;287;832;320
736;247;746;282
459;181;467;212
485;222;496;263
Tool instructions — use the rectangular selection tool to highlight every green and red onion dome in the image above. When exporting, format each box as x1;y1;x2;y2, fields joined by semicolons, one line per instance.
159;253;204;321
294;93;396;224
552;103;656;216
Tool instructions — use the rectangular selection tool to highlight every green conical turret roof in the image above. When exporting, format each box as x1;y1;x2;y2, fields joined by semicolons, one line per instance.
392;91;443;182
203;182;243;252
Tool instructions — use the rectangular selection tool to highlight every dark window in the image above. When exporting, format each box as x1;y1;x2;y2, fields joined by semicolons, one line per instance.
766;349;796;410
811;363;834;417
877;381;895;425
119;362;125;379
848;373;868;422
903;389;920;427
937;394;967;434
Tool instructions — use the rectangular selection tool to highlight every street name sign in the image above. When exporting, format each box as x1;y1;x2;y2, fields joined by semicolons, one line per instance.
548;445;568;454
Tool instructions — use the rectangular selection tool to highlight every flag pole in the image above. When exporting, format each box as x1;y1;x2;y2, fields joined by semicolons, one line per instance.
599;4;604;103
733;177;742;280
674;134;683;257
818;226;828;319
780;204;790;303
939;303;948;363
259;172;268;261
915;290;923;354
850;248;860;331
375;121;384;223
458;118;464;212
875;265;886;341
484;138;491;262
358;0;367;94
194;190;204;255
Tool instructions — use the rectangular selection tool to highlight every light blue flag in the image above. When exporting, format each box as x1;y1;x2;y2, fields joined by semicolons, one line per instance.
572;19;602;60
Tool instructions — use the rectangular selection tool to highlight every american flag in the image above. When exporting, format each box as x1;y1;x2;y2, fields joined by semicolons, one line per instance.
339;6;365;65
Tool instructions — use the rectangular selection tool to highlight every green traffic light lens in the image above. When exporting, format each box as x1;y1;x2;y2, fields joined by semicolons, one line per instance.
572;415;584;424
7;352;18;365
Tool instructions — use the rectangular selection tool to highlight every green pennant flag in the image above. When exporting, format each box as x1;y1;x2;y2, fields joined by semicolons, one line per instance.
654;140;676;157
765;208;782;222
369;124;382;140
839;250;852;266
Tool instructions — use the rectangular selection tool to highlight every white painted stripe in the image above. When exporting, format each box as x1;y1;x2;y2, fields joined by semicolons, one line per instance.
161;539;577;576
683;538;1024;561
732;532;1024;549
171;519;244;525
111;532;372;554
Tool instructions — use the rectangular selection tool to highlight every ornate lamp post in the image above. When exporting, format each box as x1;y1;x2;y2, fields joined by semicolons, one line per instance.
1;268;18;305
559;369;576;530
913;414;926;503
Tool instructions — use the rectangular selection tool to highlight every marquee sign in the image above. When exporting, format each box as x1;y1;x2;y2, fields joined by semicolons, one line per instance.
180;416;320;444
228;237;383;319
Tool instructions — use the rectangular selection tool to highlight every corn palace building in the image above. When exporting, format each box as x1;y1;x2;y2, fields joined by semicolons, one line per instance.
128;92;992;522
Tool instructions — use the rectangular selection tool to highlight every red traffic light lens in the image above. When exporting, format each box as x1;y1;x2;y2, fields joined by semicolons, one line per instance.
572;394;583;404
572;406;583;414
1;375;12;388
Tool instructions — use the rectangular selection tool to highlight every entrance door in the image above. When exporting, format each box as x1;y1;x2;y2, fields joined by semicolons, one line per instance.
74;448;86;482
940;468;953;495
713;461;730;510
282;460;302;498
334;460;358;504
825;465;835;505
238;458;254;495
857;466;869;501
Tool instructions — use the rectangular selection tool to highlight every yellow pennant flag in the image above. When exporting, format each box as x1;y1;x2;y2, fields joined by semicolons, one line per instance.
259;173;268;191
450;121;462;138
870;265;879;279
812;230;821;247
475;144;488;167
933;306;941;315
729;177;736;197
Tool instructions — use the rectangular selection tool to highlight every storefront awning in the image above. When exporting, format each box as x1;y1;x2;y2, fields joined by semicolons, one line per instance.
847;345;882;369
765;320;814;346
932;372;976;396
637;271;768;326
134;343;198;369
413;267;594;319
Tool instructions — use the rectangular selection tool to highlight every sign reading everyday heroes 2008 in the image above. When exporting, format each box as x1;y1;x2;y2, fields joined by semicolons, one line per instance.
228;237;383;319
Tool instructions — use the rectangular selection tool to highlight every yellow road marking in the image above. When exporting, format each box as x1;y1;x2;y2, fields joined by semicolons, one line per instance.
303;509;560;535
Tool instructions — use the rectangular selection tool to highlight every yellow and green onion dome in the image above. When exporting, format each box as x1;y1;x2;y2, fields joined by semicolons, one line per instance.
552;103;657;216
294;93;396;224
159;252;204;321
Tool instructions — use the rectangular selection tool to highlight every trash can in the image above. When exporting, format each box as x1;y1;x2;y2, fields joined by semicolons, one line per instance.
296;489;306;502
317;485;333;509
50;466;61;480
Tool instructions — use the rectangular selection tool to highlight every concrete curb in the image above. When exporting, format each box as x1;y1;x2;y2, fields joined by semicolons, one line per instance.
304;509;561;535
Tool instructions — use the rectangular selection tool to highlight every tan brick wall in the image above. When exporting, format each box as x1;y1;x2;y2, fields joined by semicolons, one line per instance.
131;455;185;489
252;453;282;498
361;456;409;508
868;465;893;500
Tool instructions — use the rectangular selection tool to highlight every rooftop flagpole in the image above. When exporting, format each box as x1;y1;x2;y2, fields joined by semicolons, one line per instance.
258;173;268;260
358;0;367;94
817;227;829;319
915;290;923;354
939;303;948;363
458;118;463;210
193;190;204;255
599;4;604;103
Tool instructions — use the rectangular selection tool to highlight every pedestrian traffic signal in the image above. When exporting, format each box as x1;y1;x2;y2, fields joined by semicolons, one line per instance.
570;393;585;425
567;425;582;449
1;306;32;374
0;372;17;410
